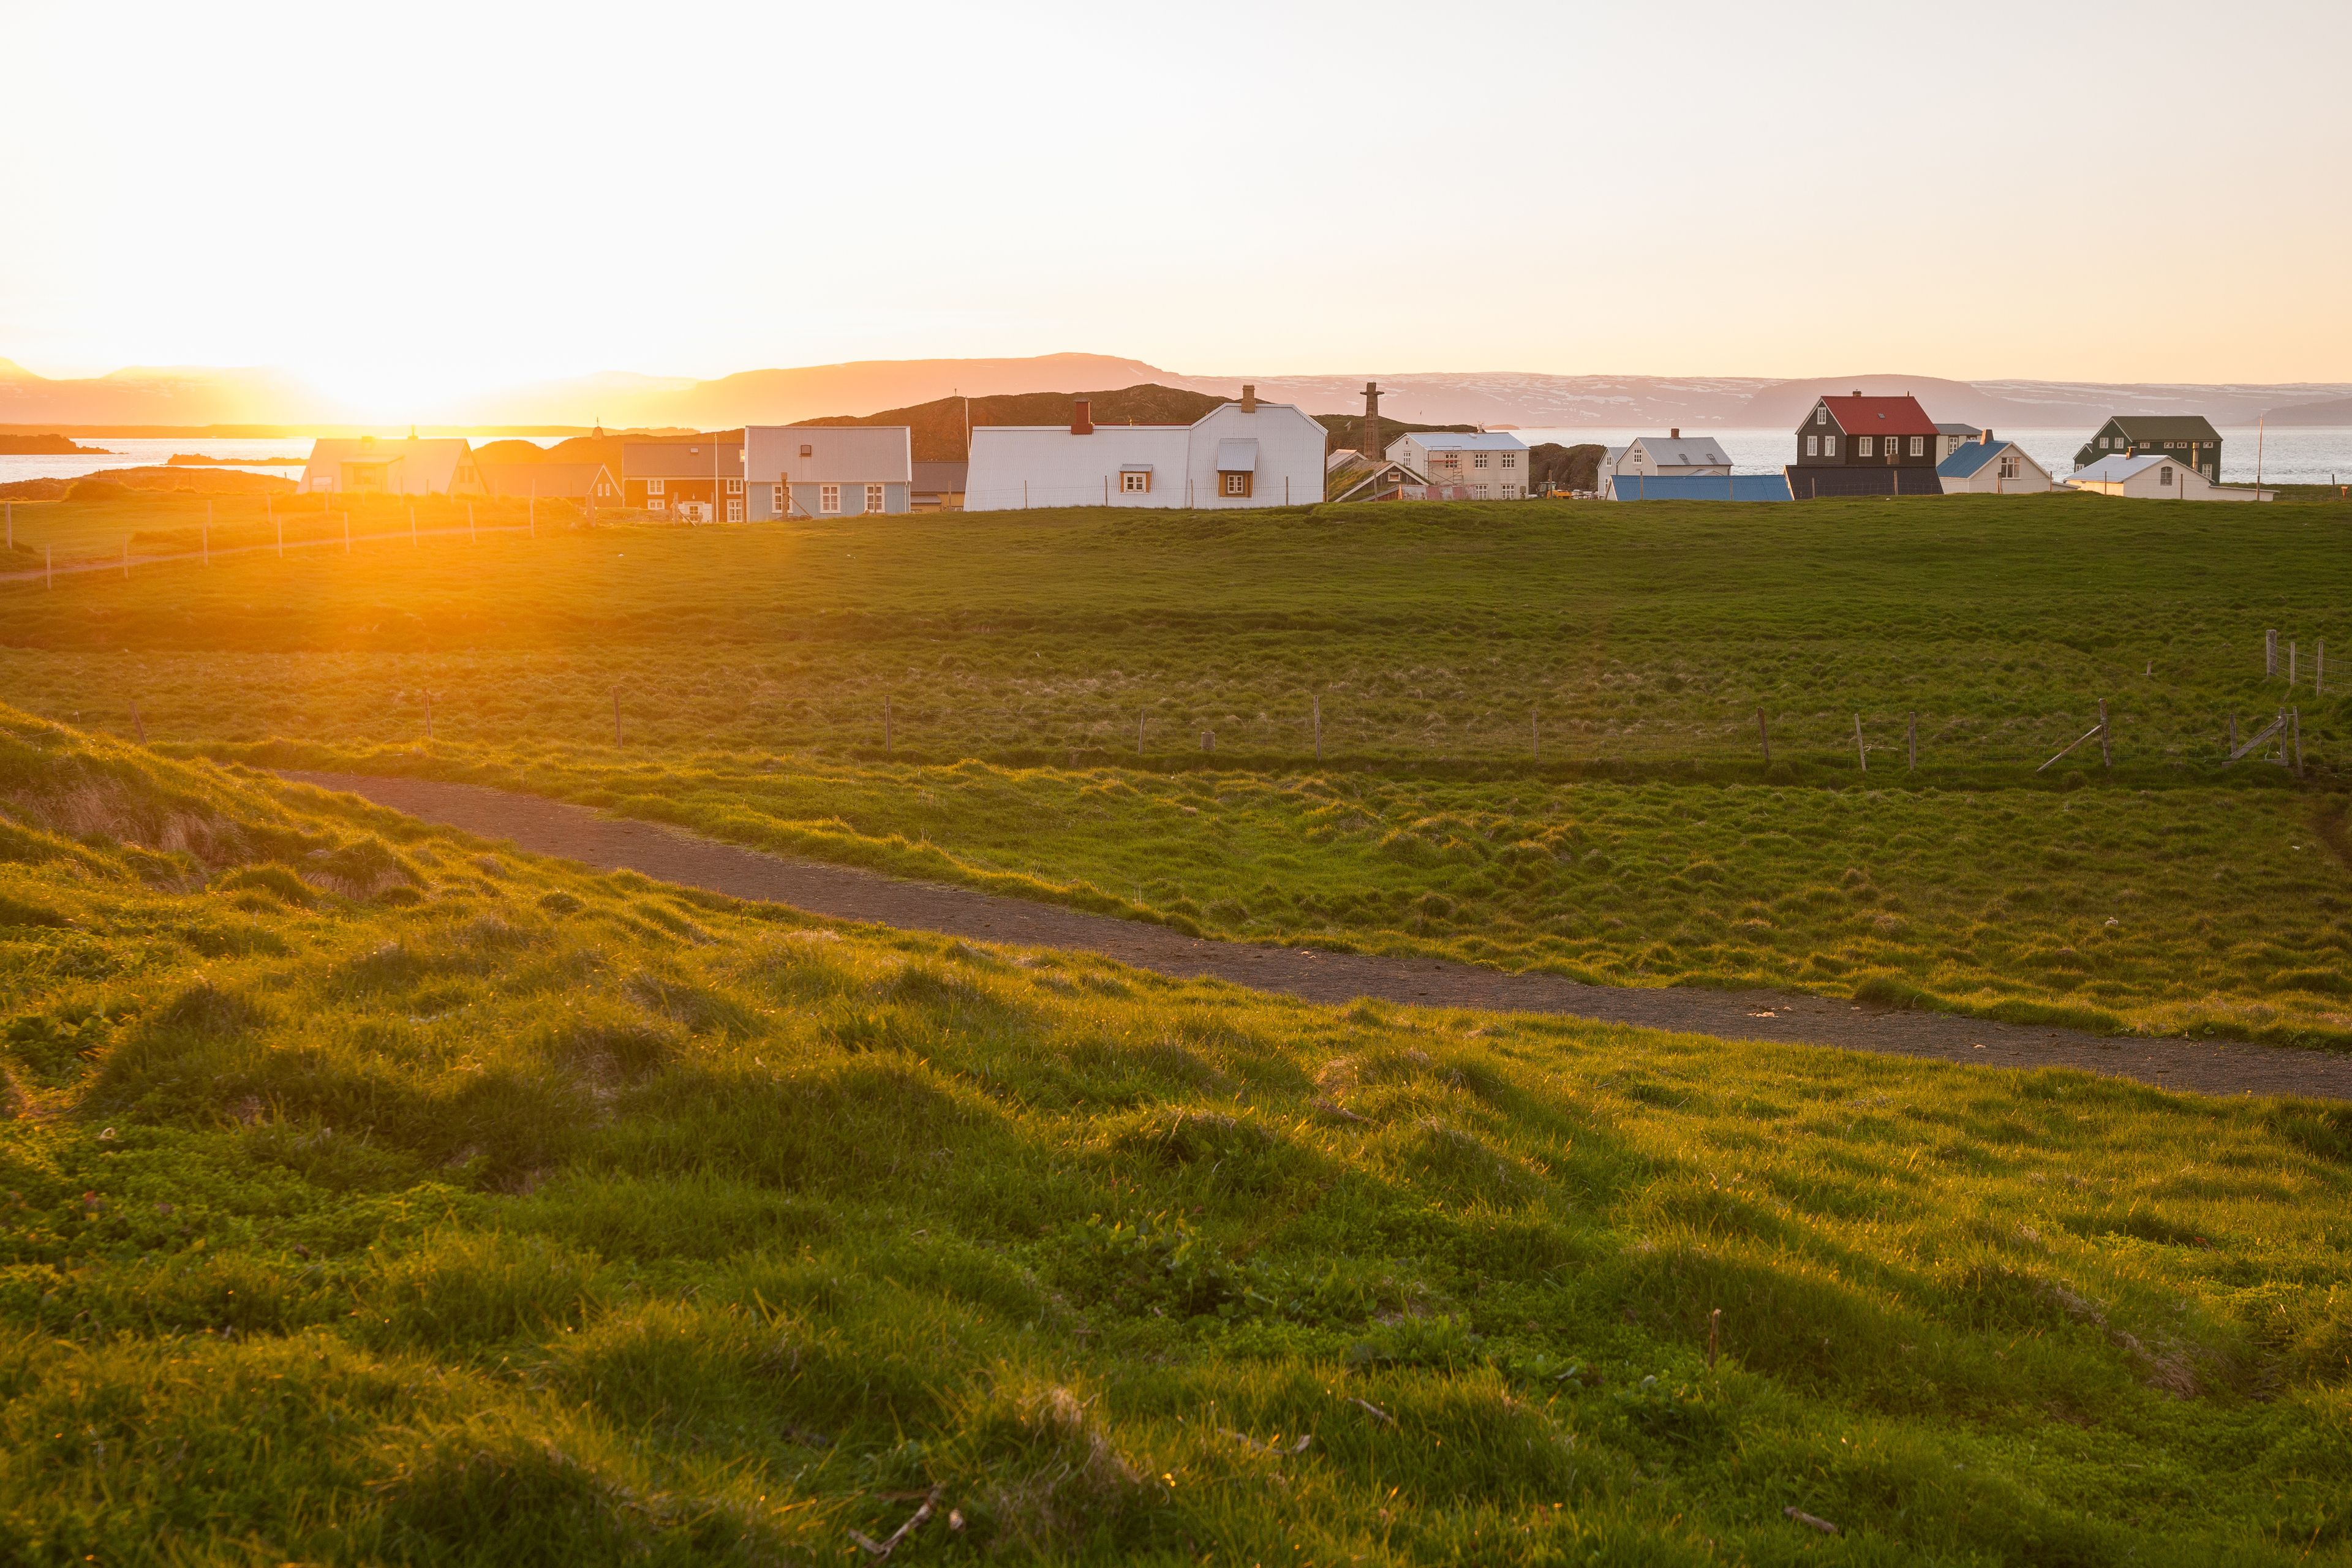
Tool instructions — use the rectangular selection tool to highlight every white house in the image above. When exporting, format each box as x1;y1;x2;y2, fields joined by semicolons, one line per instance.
743;425;913;519
1936;434;2054;494
300;435;484;496
2064;453;2274;502
1599;429;1730;498
1385;431;1529;499
1934;423;1985;463
963;387;1325;511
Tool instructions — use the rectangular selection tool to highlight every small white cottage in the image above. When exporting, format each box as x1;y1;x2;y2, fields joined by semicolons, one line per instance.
2065;453;2272;502
964;387;1325;510
1936;434;2054;494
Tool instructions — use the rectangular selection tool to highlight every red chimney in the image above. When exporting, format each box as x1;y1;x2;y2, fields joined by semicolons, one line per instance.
1670;428;1679;439
1071;398;1093;435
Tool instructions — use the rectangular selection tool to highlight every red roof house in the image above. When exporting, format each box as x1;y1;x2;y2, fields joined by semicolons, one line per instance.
1789;390;1945;497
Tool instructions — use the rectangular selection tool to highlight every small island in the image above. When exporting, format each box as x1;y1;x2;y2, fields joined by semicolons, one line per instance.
165;452;303;466
0;433;116;455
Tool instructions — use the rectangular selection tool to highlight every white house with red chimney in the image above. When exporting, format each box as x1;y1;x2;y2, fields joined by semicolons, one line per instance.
962;386;1327;510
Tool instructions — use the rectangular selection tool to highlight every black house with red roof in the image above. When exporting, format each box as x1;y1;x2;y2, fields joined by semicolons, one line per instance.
1789;392;1944;497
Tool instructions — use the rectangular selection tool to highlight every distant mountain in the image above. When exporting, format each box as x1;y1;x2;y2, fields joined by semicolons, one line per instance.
2260;394;2352;426
3;349;2345;434
795;383;1223;462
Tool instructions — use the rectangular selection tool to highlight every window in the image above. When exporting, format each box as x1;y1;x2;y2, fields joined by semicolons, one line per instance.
1121;470;1150;493
865;483;884;513
1823;434;1836;457
646;478;665;496
820;484;840;514
1501;452;1517;469
2160;466;2173;486
1858;436;1875;457
1474;484;1490;499
725;478;743;496
1908;436;1924;457
1806;434;1820;457
726;499;744;522
1221;472;1251;497
1999;456;2019;480
1472;452;1489;469
1815;406;1828;425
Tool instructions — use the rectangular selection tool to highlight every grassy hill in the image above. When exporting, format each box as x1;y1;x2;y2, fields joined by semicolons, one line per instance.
2;705;2349;1562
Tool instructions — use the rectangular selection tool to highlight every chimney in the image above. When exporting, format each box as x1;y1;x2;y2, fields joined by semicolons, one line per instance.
1360;381;1382;459
1240;383;1258;413
1670;428;1679;439
1071;398;1093;435
1851;390;1863;398
1981;428;1994;445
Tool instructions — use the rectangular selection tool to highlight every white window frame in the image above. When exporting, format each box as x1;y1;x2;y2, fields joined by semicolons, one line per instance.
725;477;743;496
1908;436;1924;457
1823;434;1837;457
1858;436;1875;458
1500;452;1517;469
646;478;665;496
2160;466;2173;486
1472;451;1489;469
820;483;841;514
726;499;744;522
1815;405;1829;425
864;483;884;513
1806;434;1819;458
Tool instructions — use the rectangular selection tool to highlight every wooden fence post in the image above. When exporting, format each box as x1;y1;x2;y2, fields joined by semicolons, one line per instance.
2290;641;2299;687
1202;730;1214;753
2227;712;2236;753
1853;714;1866;772
2266;628;2278;676
2291;709;2304;776
1907;710;1917;771
612;689;623;747
130;698;146;745
1756;707;1770;765
1137;710;1145;755
2098;699;2111;767
423;690;433;741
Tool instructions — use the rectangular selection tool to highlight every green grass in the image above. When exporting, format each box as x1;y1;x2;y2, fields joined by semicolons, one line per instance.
211;744;2352;1046
4;706;2351;1563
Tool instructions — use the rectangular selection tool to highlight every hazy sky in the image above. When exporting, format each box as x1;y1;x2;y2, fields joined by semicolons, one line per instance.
2;0;2346;412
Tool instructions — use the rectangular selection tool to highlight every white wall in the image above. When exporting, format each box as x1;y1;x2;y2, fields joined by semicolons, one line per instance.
1388;433;1530;498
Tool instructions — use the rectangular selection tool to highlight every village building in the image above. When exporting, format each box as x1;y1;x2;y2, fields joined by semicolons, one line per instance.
2064;453;2272;502
1935;422;1986;462
1384;431;1529;499
621;439;744;521
1936;433;2053;494
2074;415;2223;481
1324;449;1430;502
1607;472;1792;502
1600;430;1730;498
480;462;621;504
911;461;967;511
963;386;1325;511
300;435;484;496
742;426;913;518
1787;392;1945;497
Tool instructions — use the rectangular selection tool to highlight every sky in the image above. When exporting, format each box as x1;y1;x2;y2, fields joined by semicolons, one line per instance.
2;0;2347;415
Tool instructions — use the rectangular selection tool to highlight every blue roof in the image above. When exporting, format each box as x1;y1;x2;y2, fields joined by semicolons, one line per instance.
1610;472;1792;502
1937;440;2007;478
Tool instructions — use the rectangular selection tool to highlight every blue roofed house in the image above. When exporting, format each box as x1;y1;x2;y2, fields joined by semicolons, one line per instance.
1936;431;2053;494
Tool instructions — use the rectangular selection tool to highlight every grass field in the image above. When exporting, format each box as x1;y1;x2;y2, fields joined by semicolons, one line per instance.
4;487;2347;1045
4;707;2350;1563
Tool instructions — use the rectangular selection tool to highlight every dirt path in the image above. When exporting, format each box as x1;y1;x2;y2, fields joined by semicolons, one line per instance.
282;771;2352;1104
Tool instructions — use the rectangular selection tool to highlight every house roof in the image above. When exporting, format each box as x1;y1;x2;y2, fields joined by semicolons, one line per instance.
1814;395;1939;438
480;462;612;499
1402;431;1528;451
2101;415;2223;442
1936;441;2016;478
1626;434;1731;467
301;437;474;488
1935;422;1983;437
2068;453;2179;483
622;440;743;480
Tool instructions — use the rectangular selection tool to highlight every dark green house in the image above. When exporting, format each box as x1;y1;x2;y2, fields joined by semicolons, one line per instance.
2076;416;2222;480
